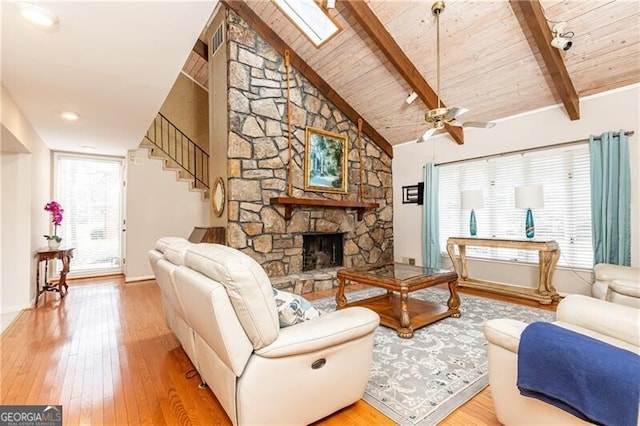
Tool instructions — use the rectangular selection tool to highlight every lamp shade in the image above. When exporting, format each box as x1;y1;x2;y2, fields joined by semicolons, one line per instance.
461;190;484;210
515;185;544;209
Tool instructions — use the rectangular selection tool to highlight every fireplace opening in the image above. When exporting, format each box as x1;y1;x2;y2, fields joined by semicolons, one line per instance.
302;233;344;271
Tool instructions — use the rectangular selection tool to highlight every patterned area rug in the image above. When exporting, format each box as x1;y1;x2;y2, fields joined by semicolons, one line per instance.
313;287;555;425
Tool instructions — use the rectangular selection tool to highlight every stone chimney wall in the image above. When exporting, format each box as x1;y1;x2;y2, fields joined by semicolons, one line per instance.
225;10;393;278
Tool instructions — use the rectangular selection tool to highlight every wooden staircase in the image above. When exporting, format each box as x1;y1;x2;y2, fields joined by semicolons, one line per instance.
141;112;210;199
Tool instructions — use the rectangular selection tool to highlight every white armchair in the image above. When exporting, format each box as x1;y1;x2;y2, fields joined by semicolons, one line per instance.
483;295;640;425
592;263;640;308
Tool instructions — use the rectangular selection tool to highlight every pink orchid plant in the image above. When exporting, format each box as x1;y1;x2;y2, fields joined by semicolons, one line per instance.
44;201;64;242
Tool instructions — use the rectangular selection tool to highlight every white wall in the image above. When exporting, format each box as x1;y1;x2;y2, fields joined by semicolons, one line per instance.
1;153;31;314
207;7;228;227
393;85;640;296
125;148;209;281
1;85;51;330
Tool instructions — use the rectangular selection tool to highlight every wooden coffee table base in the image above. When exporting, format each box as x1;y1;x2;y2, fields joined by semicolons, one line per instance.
342;291;459;338
336;263;460;338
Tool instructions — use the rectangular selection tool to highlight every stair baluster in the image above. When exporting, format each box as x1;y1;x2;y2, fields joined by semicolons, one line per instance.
144;112;209;191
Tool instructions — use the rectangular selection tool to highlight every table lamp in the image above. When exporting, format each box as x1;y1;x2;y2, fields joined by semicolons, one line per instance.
515;185;544;239
461;190;484;237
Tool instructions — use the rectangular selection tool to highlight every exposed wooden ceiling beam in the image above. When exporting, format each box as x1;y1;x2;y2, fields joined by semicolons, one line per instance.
509;0;580;120
342;0;464;145
222;0;393;158
192;39;208;61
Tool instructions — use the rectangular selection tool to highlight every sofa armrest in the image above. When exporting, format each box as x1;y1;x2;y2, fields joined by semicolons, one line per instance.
556;295;640;347
594;264;640;282
483;318;528;353
609;279;640;298
255;307;380;358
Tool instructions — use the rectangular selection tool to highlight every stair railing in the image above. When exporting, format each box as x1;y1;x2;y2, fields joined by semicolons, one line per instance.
144;112;209;190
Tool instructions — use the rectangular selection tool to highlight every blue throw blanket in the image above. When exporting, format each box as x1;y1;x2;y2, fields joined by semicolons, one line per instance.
517;322;640;426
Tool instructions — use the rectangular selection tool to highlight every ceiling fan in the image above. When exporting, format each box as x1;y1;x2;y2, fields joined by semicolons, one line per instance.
416;1;496;143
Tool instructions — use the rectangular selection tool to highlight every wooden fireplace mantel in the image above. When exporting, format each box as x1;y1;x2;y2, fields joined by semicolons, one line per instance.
270;197;379;221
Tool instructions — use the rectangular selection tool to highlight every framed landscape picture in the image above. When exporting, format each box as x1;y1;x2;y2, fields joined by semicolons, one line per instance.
304;127;348;193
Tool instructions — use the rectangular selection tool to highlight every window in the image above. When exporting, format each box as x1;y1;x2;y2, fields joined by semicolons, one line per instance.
439;144;592;268
54;153;124;275
273;0;341;47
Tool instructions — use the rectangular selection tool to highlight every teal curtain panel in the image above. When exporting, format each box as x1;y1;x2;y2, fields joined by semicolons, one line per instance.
422;163;442;268
589;130;631;266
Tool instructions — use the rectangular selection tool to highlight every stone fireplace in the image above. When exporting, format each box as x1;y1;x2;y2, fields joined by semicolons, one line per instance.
217;10;394;294
302;233;344;271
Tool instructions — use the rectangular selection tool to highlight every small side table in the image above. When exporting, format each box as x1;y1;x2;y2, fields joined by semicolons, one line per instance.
35;247;74;306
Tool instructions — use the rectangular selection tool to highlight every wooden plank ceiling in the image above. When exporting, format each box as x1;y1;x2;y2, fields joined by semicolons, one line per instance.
184;0;640;146
182;28;209;88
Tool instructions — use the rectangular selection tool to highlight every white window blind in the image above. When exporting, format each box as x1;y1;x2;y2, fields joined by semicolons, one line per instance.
439;144;593;268
54;153;124;275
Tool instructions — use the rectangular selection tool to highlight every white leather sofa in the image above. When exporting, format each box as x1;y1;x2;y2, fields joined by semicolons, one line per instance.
149;239;380;425
483;295;640;425
592;263;640;308
149;237;199;368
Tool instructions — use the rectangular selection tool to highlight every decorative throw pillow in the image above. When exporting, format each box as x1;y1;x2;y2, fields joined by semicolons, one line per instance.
272;288;322;328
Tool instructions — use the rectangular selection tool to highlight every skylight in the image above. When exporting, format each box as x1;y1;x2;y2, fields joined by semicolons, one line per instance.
273;0;341;48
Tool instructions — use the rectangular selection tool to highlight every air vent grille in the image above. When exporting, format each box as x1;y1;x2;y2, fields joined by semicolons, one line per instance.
211;22;225;57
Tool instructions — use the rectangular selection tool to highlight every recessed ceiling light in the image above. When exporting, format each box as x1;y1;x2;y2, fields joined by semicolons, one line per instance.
16;3;59;28
60;111;79;121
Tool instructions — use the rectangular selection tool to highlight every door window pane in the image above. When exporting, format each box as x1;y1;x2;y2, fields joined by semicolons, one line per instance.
54;154;123;275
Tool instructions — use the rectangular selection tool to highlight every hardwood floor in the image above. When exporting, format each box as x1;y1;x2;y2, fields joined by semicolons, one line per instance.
1;276;556;425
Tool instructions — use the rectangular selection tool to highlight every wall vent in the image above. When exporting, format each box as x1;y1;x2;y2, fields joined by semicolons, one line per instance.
211;22;225;57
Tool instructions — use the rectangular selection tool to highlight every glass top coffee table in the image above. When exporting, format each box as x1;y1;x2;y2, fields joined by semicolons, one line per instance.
336;262;460;338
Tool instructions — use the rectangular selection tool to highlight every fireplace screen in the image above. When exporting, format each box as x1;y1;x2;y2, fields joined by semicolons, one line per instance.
302;233;344;271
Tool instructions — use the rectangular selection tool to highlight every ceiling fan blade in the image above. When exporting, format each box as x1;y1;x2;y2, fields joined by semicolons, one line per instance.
462;121;497;129
444;107;469;121
416;127;437;143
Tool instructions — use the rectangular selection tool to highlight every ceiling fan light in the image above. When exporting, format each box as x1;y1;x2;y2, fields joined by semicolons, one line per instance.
425;107;449;122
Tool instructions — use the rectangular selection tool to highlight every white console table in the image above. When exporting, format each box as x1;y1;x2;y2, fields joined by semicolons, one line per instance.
446;237;561;304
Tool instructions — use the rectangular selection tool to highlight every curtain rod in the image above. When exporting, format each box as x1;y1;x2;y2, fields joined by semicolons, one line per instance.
591;130;634;140
437;130;635;167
